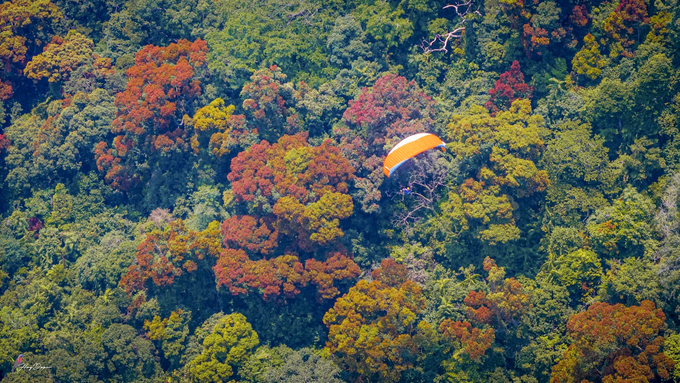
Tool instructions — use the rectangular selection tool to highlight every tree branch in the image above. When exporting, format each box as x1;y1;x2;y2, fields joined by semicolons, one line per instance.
421;0;481;54
393;152;452;232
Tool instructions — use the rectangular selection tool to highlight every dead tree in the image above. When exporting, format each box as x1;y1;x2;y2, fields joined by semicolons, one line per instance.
392;151;455;232
420;0;481;54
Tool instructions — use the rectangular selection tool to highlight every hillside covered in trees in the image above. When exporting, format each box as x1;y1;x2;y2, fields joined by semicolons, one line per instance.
1;0;680;381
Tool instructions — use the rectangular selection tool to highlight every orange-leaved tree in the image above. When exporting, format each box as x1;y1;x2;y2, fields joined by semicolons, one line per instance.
439;319;495;361
213;248;360;302
227;132;355;250
120;219;222;298
216;133;360;301
462;257;530;344
95;39;208;191
323;259;432;383
551;300;675;382
0;0;61;100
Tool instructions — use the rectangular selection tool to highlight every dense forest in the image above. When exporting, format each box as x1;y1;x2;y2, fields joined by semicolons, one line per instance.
1;0;680;381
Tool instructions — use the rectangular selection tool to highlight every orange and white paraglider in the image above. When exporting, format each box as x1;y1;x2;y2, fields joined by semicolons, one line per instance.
383;133;446;177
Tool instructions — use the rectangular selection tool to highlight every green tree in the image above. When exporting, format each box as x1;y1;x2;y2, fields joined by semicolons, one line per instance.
597;256;663;306
264;348;345;383
101;323;164;382
189;312;260;383
585;186;656;258
572;34;608;81
354;0;413;59
420;99;548;258
327;15;371;69
541;121;618;229
4;89;116;197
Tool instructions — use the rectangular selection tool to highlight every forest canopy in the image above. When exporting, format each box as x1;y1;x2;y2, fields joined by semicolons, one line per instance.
1;0;680;381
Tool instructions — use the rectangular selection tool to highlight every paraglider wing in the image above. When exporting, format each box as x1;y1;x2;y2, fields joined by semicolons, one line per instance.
383;133;446;177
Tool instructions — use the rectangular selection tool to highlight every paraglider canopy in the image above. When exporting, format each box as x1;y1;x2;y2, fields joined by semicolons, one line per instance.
383;133;446;177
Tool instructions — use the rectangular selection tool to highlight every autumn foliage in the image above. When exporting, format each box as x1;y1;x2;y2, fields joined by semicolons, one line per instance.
120;219;222;295
95;39;208;190
0;134;9;151
221;215;278;256
23;30;109;84
228;133;355;250
3;0;680;381
215;133;360;301
604;0;649;57
439;319;495;361
551;300;675;382
0;0;62;100
214;249;360;301
188;98;256;158
334;73;438;212
464;257;529;328
214;249;309;300
305;253;362;300
323;259;429;383
485;61;533;115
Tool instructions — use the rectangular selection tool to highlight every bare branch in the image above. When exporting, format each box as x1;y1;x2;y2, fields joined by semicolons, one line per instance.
421;0;482;54
443;0;476;17
392;152;453;233
420;28;466;54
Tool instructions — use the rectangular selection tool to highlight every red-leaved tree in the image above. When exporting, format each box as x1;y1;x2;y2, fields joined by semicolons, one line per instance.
217;133;361;301
95;39;208;190
333;73;439;213
551;300;675;382
120;219;222;296
484;61;533;116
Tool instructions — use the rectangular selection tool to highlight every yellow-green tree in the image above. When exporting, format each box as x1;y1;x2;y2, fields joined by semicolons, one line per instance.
572;34;607;80
189;312;260;383
422;99;549;249
145;309;192;370
0;0;62;100
188;98;257;158
23;30;96;83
